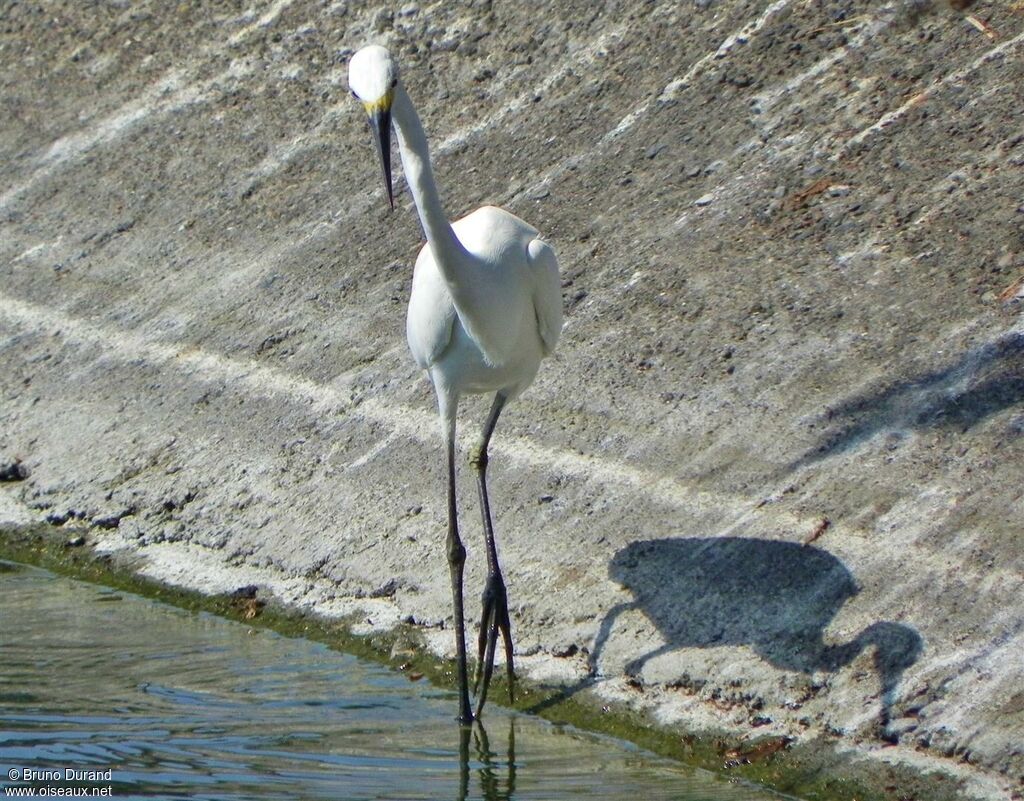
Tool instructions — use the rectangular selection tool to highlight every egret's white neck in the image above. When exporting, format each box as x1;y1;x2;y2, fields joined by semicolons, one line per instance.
391;85;467;264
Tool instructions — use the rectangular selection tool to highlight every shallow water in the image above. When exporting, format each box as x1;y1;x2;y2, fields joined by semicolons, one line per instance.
0;562;789;800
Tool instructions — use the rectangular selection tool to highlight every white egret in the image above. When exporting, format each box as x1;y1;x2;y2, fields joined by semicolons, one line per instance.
347;45;563;723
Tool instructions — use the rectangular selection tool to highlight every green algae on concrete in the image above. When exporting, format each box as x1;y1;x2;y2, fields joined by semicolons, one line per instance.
0;522;977;801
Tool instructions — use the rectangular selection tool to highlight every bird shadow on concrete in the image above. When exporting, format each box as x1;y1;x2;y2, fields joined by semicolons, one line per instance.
793;330;1024;468
530;537;922;740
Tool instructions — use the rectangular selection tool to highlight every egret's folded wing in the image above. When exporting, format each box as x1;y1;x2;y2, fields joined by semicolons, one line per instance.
407;248;457;369
527;238;563;356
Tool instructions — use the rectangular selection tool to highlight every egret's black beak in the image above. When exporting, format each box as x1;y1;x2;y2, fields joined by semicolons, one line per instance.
368;106;394;211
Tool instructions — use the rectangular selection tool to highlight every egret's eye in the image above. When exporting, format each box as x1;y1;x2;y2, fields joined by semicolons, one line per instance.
350;90;358;99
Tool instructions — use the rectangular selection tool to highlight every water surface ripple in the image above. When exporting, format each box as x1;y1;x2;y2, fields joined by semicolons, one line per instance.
0;562;787;800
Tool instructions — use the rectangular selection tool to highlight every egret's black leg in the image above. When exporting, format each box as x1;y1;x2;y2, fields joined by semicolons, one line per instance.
471;393;514;718
441;402;474;724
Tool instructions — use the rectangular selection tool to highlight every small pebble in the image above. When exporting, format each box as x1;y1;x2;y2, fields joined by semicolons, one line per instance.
0;461;28;482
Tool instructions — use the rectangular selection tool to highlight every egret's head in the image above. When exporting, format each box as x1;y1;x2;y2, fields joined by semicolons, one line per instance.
348;45;400;210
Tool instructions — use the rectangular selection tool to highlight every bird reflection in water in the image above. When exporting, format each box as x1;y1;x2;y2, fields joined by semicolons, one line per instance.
457;720;516;801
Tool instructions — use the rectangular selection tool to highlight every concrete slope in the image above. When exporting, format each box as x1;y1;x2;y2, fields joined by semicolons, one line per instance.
2;0;1022;795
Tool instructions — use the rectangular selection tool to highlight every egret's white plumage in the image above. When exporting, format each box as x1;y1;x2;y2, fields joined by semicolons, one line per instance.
348;45;562;723
409;206;561;385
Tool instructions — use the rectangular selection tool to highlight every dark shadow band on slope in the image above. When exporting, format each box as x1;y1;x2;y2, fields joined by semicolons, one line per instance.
582;537;921;735
793;330;1024;468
